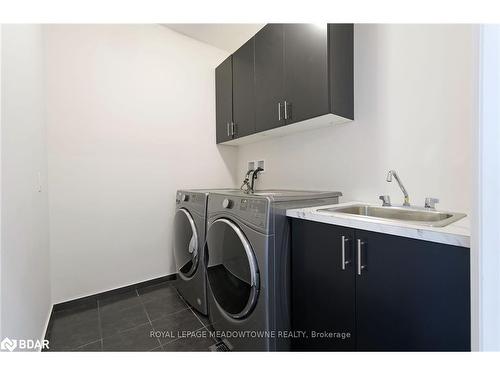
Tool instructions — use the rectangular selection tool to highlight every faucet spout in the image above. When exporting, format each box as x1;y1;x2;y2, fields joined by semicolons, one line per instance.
386;170;410;206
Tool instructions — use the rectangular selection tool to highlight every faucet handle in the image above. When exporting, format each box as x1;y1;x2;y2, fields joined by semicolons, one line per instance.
424;197;439;209
379;195;391;207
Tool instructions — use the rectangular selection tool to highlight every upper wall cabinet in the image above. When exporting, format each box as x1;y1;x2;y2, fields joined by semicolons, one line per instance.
255;24;285;133
215;55;233;143
283;24;330;125
232;37;256;138
215;24;354;145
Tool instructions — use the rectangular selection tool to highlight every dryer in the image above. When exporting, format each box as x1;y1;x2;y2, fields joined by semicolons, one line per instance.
174;190;210;314
174;189;237;315
204;190;342;350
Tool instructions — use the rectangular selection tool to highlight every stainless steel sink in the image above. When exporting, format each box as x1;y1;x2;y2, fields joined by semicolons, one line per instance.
318;204;466;227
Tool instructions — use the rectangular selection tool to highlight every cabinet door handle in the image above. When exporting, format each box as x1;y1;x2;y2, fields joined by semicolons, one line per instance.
226;122;231;137
341;235;350;270
278;102;282;121
284;100;289;120
231;122;237;136
357;239;366;275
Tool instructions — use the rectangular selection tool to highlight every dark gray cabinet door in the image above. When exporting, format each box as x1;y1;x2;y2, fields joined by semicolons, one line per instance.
255;24;285;132
329;24;354;120
232;37;255;138
291;219;356;351
215;56;233;143
284;24;329;124
355;230;470;351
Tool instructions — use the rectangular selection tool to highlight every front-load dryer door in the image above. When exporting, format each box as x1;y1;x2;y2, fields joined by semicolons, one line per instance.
205;218;259;319
174;208;199;280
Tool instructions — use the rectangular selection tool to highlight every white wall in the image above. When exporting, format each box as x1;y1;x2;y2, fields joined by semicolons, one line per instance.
45;25;237;303
237;24;476;215
0;25;51;347
478;24;500;351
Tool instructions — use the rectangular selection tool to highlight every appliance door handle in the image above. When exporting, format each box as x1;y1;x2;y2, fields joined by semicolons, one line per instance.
357;239;366;275
341;235;350;270
278;102;282;121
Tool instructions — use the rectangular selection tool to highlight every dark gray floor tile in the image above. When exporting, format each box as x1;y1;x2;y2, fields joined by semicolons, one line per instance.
137;282;178;303
191;308;210;327
100;303;149;338
143;293;188;321
162;333;215;352
98;289;142;312
151;309;203;345
205;324;215;333
102;323;159;351
46;306;100;350
73;340;102;351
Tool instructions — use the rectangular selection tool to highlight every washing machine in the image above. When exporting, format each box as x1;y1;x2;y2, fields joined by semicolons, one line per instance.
204;189;342;351
173;189;237;315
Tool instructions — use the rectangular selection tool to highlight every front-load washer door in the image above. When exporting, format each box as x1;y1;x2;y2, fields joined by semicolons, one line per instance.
174;208;199;280
205;218;259;319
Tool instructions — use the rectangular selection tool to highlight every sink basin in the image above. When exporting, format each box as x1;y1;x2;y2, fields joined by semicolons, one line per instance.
318;204;466;227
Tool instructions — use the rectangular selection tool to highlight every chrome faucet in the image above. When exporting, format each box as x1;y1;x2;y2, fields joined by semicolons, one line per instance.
379;195;392;207
386;170;410;206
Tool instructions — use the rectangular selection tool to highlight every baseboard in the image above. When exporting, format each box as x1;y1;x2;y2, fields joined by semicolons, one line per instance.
52;273;177;313
40;304;54;352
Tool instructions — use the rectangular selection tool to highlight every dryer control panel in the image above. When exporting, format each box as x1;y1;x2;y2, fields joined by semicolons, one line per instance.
209;194;269;231
176;191;207;217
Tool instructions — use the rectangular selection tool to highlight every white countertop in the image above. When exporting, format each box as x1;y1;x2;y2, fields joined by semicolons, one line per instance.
287;201;470;248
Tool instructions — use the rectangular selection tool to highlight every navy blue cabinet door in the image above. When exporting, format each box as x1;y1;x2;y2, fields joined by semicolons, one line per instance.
355;229;470;351
291;219;356;350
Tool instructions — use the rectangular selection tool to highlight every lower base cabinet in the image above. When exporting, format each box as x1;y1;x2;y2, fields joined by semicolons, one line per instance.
291;219;470;351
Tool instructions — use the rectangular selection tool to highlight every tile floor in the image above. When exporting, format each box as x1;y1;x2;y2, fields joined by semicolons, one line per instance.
44;279;218;351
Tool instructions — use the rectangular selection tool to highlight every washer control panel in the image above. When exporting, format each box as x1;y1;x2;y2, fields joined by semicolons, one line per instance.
222;198;233;209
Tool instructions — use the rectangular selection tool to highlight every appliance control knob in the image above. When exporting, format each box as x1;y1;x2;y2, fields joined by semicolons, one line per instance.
222;198;233;209
181;194;189;202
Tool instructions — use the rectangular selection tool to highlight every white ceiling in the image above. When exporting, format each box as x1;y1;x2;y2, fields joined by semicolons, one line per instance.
164;24;265;53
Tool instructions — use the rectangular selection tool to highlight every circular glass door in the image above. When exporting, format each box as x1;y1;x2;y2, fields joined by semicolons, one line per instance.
205;218;259;319
174;208;199;279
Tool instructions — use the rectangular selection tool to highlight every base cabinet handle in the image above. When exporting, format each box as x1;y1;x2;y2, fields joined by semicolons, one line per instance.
357;239;366;275
341;235;350;270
